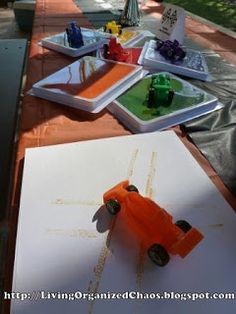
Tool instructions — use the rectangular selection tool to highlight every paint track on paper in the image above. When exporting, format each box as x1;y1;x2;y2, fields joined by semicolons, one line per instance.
136;151;157;294
163;203;218;209
208;223;224;228
87;220;115;314
51;199;102;206
136;249;145;290
145;151;157;198
127;149;139;180
86;149;140;313
46;228;97;238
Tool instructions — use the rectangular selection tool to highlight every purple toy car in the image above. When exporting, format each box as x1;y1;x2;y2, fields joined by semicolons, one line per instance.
156;39;186;62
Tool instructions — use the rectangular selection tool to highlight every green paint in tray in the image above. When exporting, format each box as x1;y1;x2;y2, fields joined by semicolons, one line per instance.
117;76;206;121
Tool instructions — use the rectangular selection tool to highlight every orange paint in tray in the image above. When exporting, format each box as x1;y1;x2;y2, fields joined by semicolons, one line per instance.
32;56;144;113
42;56;137;100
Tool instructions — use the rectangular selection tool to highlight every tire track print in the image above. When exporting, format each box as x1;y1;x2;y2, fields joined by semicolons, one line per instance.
136;151;157;293
86;149;139;313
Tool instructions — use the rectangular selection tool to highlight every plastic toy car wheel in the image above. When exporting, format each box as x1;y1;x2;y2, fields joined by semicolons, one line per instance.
103;26;107;32
167;90;175;104
105;199;121;215
147;88;155;108
167;49;175;59
109;29;112;34
179;50;186;60
126;185;139;193
103;44;109;58
118;29;122;35
175;220;192;233
156;39;163;50
147;244;170;266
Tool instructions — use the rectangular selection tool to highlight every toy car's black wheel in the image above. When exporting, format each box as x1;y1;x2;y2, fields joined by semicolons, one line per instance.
105;199;121;215
118;29;122;35
126;185;139;193
109;29;112;34
175;220;192;233
167;90;174;104
167;48;174;59
147;244;170;266
103;26;107;32
156;39;163;50
148;88;155;108
178;50;186;60
103;44;109;58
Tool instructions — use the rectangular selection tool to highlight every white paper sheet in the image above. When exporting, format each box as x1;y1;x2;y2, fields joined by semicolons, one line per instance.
11;131;236;314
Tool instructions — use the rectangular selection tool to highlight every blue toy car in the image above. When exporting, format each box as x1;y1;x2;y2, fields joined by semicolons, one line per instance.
66;22;84;48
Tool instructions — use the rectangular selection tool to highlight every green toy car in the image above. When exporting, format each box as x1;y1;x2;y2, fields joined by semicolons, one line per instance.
147;74;174;107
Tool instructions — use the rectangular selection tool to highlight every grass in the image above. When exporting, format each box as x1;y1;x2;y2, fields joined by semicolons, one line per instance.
164;0;236;31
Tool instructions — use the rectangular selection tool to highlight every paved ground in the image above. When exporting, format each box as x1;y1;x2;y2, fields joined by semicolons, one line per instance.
76;0;125;11
0;7;31;39
75;0;161;30
74;0;124;28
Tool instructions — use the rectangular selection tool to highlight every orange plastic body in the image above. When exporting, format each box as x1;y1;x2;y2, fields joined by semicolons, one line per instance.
103;181;204;258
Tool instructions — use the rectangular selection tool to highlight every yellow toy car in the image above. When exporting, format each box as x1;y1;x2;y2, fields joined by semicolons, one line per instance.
104;21;122;35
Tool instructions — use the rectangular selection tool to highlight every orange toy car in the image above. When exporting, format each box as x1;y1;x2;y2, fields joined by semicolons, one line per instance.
103;180;204;266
